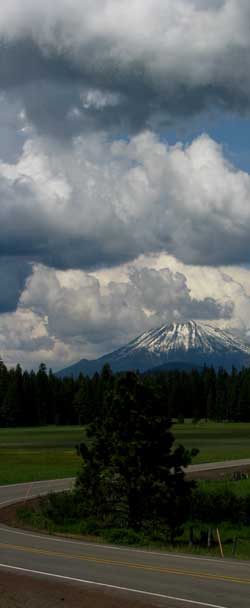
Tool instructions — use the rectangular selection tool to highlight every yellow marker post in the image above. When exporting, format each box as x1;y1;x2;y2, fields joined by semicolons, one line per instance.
216;528;224;559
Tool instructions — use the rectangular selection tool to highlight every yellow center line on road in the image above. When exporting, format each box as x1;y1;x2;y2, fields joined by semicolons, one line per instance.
1;542;250;586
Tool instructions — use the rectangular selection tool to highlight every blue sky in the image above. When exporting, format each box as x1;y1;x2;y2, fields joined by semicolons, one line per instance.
162;115;250;172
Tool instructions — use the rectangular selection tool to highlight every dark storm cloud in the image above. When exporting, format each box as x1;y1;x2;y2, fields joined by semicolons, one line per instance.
0;1;250;136
0;257;30;312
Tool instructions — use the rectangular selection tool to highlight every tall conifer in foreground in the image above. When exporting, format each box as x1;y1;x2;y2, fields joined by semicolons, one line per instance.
76;371;197;540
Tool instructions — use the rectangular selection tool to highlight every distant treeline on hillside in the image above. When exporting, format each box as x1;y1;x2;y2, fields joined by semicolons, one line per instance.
1;359;250;427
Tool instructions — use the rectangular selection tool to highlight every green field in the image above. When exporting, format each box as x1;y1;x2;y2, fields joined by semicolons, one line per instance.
1;422;250;485
174;421;250;463
0;426;85;485
0;425;86;447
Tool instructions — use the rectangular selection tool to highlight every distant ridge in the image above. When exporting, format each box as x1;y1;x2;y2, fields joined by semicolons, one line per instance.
57;321;250;378
146;361;203;373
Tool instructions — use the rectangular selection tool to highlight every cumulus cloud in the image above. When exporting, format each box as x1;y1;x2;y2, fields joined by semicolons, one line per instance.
19;263;233;355
3;255;250;370
1;129;250;300
0;309;52;352
0;1;250;135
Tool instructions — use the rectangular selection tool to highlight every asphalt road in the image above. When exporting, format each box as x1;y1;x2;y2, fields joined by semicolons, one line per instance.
187;458;250;474
1;466;250;608
1;521;250;608
0;478;75;508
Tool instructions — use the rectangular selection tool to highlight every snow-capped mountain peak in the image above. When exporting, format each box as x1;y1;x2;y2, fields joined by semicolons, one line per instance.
118;321;250;358
57;321;250;378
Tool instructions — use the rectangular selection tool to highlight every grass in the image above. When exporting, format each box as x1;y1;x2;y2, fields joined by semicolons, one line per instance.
0;426;85;485
0;447;81;485
174;421;250;463
1;421;250;485
0;425;86;447
198;478;250;497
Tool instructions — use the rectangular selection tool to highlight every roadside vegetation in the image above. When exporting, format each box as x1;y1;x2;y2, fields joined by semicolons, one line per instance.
16;476;250;560
17;477;250;560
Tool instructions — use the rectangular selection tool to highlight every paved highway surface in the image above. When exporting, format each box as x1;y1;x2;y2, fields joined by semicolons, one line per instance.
1;466;250;608
0;477;75;508
187;458;250;474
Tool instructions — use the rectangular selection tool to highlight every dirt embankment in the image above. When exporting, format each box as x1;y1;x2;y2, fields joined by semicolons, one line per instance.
0;570;168;608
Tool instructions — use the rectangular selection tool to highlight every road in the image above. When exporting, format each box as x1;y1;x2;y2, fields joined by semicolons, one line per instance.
0;477;75;508
1;520;250;608
187;458;250;474
1;466;250;608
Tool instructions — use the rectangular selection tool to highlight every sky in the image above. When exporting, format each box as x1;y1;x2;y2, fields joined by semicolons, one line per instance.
1;0;250;370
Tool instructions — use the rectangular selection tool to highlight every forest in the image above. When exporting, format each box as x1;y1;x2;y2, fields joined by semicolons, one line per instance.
1;359;250;427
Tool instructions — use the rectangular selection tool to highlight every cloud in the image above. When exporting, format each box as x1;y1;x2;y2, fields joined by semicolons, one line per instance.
0;257;31;312
3;254;250;370
0;309;53;354
19;263;233;355
1;130;250;296
0;1;250;135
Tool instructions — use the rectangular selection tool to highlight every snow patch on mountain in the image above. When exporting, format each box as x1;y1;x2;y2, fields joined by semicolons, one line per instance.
116;321;250;358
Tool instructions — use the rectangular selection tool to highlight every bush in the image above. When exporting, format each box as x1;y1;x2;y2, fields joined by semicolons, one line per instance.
17;505;52;531
103;527;147;545
191;485;246;524
40;491;80;524
79;518;102;535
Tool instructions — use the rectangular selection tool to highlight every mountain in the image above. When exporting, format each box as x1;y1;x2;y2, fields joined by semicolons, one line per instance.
146;361;204;373
56;321;250;378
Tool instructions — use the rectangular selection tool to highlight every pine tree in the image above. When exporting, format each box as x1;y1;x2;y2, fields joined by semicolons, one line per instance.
77;370;197;539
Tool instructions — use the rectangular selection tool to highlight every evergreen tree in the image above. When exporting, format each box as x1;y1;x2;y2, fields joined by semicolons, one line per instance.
77;371;197;539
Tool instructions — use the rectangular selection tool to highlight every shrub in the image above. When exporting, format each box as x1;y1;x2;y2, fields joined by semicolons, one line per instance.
191;485;245;524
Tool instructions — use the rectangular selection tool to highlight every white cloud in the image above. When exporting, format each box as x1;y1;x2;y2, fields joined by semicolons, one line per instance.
1;252;250;369
17;261;232;358
1;130;250;272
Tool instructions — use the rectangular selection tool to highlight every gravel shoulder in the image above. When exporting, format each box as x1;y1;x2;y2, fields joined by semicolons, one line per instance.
0;570;168;608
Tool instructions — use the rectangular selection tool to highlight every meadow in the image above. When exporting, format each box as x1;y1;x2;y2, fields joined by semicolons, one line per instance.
0;426;85;485
174;421;250;463
1;421;250;485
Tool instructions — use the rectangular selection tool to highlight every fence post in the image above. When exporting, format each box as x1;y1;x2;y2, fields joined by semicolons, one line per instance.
216;528;224;558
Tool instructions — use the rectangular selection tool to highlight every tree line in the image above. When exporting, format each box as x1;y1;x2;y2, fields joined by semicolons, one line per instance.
1;358;250;427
